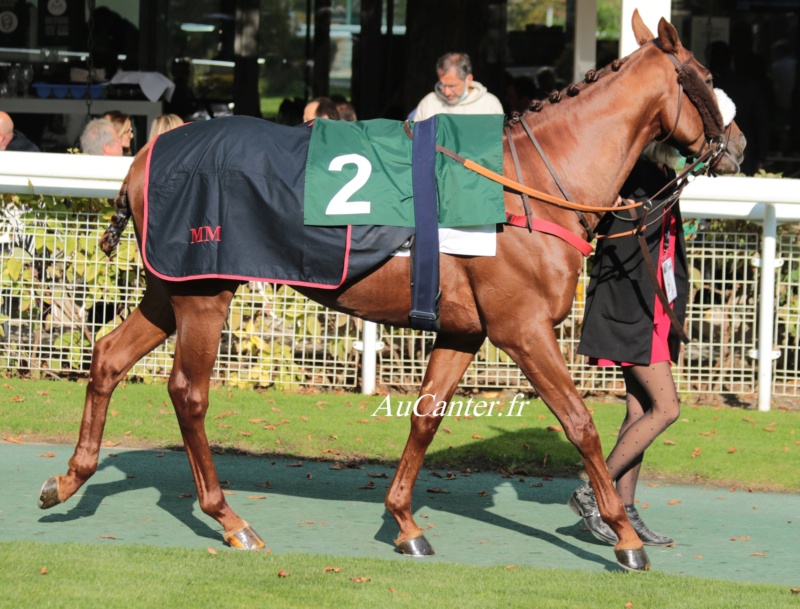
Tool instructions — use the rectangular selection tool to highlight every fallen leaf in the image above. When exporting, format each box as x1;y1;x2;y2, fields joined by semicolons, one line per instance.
647;483;660;487
790;587;799;595
278;569;290;578
471;432;484;439
40;567;48;575
441;427;453;434
300;416;309;422
728;447;737;454
478;490;488;496
691;448;702;458
763;427;776;432
110;409;119;417
693;555;703;559
625;603;634;609
213;410;238;420
359;481;376;490
349;577;370;583
37;452;56;458
247;495;267;500
699;429;717;436
547;425;564;433
743;416;756;424
222;490;236;495
207;547;218;555
9;395;24;402
249;418;265;424
505;565;519;570
323;566;342;573
287;461;303;467
730;536;751;541
3;436;23;444
102;441;120;447
426;488;449;494
238;430;253;436
750;552;766;557
98;535;116;539
663;439;677;445
389;587;397;593
178;493;193;499
667;499;682;505
367;472;388;479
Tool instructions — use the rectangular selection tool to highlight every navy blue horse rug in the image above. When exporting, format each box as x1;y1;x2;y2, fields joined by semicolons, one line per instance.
142;116;414;288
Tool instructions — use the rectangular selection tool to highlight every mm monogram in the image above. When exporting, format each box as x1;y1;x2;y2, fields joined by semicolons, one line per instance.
190;226;221;243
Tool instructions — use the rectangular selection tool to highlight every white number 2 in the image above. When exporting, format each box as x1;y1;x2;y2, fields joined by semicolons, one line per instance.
325;154;372;216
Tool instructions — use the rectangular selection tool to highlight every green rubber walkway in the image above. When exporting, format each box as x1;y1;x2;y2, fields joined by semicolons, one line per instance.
1;442;798;587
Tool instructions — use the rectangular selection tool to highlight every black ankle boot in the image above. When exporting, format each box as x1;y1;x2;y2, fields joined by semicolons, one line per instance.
625;505;674;546
567;483;617;545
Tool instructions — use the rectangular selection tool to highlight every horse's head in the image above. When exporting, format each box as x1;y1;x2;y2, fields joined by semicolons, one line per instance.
632;9;746;175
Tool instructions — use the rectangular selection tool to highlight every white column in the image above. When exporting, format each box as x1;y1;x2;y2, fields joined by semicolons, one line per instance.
573;0;598;82
620;0;673;56
757;205;779;412
361;320;378;395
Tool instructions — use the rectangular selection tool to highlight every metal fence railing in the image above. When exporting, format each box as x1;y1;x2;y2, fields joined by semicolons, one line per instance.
2;207;797;402
2;152;799;410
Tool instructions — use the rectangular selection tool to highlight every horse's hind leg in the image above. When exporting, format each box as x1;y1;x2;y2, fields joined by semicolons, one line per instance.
166;282;264;550
39;277;176;509
494;324;650;571
385;332;484;556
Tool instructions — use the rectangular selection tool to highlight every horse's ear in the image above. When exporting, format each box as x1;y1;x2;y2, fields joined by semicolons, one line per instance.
631;8;653;46
656;17;683;54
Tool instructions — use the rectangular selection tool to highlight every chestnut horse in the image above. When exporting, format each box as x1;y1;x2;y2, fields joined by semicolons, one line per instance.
39;11;744;571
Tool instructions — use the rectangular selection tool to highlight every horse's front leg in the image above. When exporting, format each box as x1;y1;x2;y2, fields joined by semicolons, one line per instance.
386;332;484;556
39;280;176;509
167;284;264;550
496;324;650;571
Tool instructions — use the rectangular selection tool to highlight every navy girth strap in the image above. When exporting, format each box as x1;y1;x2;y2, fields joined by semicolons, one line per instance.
409;116;441;332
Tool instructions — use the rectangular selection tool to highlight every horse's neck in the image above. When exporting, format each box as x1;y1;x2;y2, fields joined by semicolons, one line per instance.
519;54;662;213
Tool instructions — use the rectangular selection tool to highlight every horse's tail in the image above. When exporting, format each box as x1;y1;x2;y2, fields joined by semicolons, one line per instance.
100;180;132;257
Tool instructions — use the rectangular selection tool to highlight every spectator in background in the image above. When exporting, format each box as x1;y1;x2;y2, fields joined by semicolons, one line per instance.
148;114;184;142
102;110;134;155
303;97;340;122
771;40;796;120
413;52;503;121
504;74;539;114
80;119;124;156
0;111;40;152
336;101;357;121
708;40;769;175
330;94;357;121
536;67;559;96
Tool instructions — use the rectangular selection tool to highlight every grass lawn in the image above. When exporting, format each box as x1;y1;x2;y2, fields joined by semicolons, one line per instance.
1;378;798;491
1;542;796;609
2;378;799;608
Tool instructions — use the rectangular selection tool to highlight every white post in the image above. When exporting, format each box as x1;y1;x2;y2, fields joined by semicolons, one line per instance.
361;320;378;395
757;205;778;412
573;0;598;82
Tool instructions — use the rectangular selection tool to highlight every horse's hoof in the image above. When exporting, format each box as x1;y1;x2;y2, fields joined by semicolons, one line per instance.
396;535;435;556
614;547;651;571
224;523;265;550
38;477;62;509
